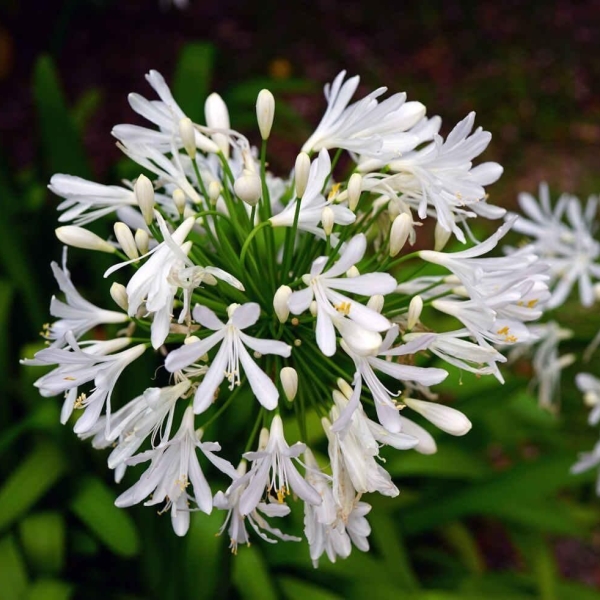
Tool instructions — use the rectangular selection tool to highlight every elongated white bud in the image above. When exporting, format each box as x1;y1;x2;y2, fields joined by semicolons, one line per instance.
134;174;155;225
399;416;437;455
258;426;270;450
367;294;384;313
389;213;412;257
110;282;129;311
294;152;311;198
173;188;186;215
208;181;221;205
309;300;317;317
205;92;230;157
233;170;262;206
407;295;423;330
403;397;472;436
179;117;197;158
135;228;149;255
346;266;360;278
114;222;138;260
273;285;292;323
280;367;298;401
348;173;362;211
337;378;353;400
56;226;115;253
434;222;452;251
256;89;275;140
321;206;334;236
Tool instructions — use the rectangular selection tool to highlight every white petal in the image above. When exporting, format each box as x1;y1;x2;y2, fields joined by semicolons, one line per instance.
403;398;472;436
238;345;279;410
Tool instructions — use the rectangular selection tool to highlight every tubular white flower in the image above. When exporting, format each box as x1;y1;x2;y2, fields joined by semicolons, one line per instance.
288;234;396;356
214;460;300;554
233;416;322;515
45;249;127;348
302;70;426;157
49;175;137;226
270;149;355;237
115;407;237;536
23;333;145;434
165;303;291;413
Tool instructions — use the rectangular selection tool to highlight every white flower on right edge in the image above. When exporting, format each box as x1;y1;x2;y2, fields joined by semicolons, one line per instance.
288;234;397;357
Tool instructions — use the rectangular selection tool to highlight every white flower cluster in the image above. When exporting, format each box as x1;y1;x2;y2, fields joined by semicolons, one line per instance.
24;70;547;565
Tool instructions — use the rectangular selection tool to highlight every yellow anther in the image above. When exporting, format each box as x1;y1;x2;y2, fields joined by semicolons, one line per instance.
527;299;538;308
64;376;76;381
328;182;342;201
74;393;87;409
496;326;509;335
334;301;351;316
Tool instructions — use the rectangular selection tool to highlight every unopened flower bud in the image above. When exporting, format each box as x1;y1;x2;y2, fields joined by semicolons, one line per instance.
114;222;139;260
134;174;155;225
234;170;262;206
594;282;600;301
388;198;401;221
179;117;197;158
205;92;230;157
294;152;311;198
173;188;186;215
434;221;452;251
135;228;149;255
258;426;270;450
346;266;360;278
348;173;362;211
208;181;221;205
337;378;354;400
256;89;275;140
309;300;317;317
321;206;334;236
367;294;384;313
407;295;423;330
56;226;115;253
273;285;292;323
109;282;129;312
390;213;412;257
280;367;298;401
403;397;472;436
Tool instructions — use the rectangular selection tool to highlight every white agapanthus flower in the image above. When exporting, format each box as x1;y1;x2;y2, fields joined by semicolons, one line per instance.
27;66;543;564
233;416;322;515
45;248;128;347
165;303;291;412
115;407;237;536
24;333;145;433
288;234;397;356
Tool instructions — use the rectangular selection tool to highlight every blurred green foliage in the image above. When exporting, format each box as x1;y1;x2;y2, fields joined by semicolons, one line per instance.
1;37;599;600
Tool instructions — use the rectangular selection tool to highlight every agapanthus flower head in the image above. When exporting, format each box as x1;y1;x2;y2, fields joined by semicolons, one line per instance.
24;67;546;565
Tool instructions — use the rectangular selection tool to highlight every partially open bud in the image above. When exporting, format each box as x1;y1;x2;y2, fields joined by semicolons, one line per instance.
403;397;472;436
179;117;197;158
434;222;452;252
208;181;221;205
273;285;292;323
110;282;129;312
135;228;149;255
134;174;155;225
114;222;138;260
389;213;412;257
280;367;298;401
294;152;311;198
233;170;262;206
256;89;275;140
348;173;362;211
173;188;186;215
205;92;230;157
407;295;423;330
367;294;384;313
321;206;334;236
56;226;115;253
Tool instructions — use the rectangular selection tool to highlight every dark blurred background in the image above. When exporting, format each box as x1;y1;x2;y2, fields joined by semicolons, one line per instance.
1;1;600;599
